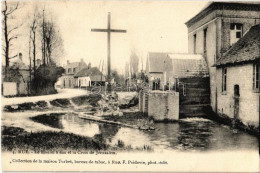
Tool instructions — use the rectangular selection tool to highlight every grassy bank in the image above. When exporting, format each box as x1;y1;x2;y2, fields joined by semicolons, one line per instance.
2;126;153;152
2;126;108;152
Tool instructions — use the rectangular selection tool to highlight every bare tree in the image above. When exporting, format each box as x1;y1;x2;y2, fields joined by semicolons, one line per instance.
2;0;20;68
28;28;32;85
39;11;64;66
29;9;38;78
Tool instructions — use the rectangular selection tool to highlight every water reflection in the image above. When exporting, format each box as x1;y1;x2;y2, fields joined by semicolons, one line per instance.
61;114;100;137
31;113;258;152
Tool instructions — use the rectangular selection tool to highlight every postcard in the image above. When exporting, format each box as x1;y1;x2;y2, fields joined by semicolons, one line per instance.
1;0;259;172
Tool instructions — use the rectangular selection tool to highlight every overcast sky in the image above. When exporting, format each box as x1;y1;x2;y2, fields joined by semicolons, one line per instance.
6;0;209;73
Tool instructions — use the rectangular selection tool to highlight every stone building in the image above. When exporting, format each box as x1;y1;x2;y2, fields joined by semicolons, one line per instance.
185;1;260;112
60;59;87;88
215;25;260;128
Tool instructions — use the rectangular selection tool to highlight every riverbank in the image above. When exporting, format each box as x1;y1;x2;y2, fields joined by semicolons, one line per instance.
2;89;88;107
204;106;259;137
1;126;153;152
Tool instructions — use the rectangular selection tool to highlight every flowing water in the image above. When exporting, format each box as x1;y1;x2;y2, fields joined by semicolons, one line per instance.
31;113;258;152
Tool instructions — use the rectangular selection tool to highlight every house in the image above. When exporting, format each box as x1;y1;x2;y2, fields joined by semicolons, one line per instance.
215;25;260;128
60;59;87;88
185;1;260;112
74;67;106;87
2;53;31;96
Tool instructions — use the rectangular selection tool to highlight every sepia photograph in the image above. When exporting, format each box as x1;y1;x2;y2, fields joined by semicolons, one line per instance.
1;0;259;172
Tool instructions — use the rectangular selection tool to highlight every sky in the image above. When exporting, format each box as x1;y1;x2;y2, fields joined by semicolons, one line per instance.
4;0;209;74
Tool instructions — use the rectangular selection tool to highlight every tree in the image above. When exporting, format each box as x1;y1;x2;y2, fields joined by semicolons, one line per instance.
87;62;92;69
2;0;20;68
111;69;125;85
39;11;64;66
130;50;139;78
29;8;39;78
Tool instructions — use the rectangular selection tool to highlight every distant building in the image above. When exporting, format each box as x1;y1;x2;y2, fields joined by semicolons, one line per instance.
74;67;106;87
146;52;173;90
146;52;208;90
60;59;87;88
215;25;260;127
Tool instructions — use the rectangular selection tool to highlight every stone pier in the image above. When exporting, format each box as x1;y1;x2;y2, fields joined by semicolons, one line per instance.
139;90;179;121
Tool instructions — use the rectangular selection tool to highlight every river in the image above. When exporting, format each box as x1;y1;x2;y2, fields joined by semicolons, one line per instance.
31;112;258;152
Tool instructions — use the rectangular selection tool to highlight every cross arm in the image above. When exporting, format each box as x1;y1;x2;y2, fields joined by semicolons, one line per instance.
91;29;108;32
110;29;127;33
91;28;127;33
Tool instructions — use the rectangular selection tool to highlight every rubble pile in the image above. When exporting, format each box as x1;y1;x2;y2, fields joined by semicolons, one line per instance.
95;92;123;117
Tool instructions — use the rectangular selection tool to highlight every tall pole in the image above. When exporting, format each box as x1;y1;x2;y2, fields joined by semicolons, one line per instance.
107;12;111;92
43;9;46;66
91;12;126;93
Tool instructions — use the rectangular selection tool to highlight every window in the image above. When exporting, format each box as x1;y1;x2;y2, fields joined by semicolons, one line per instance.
253;63;260;92
203;28;207;55
68;68;72;73
222;67;227;92
73;68;76;73
230;23;243;45
193;34;197;54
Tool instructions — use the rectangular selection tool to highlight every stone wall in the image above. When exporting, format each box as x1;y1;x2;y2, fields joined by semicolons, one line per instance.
216;64;259;127
139;91;179;121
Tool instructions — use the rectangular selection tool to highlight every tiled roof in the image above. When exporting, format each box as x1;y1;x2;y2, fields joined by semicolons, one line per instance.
74;67;105;81
216;25;260;67
170;54;209;78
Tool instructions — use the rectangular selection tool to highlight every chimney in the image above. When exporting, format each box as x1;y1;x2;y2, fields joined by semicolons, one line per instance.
19;53;22;61
67;60;70;65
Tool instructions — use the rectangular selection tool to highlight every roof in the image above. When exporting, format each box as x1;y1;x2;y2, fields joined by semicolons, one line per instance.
147;52;172;73
216;25;260;67
170;54;209;78
10;57;29;70
66;61;87;68
74;67;105;81
147;52;209;78
185;1;260;27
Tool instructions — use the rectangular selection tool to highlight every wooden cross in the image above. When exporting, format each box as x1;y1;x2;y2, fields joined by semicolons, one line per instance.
91;12;127;92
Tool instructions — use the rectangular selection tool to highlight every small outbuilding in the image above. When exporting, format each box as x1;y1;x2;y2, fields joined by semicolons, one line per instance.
74;67;106;88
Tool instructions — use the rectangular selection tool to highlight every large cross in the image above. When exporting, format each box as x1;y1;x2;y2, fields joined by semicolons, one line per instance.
91;12;127;92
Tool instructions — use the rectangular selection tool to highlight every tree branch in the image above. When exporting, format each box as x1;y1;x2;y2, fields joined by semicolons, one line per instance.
8;35;18;42
6;2;19;16
7;25;19;35
9;54;18;59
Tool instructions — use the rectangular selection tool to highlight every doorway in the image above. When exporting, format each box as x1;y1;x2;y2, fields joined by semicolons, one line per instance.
234;84;240;119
